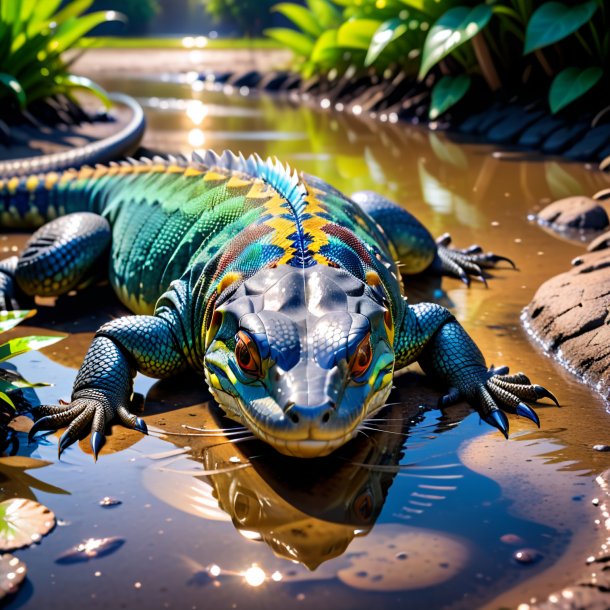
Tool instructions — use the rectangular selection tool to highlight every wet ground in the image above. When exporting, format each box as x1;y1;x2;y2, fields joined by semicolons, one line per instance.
2;71;610;609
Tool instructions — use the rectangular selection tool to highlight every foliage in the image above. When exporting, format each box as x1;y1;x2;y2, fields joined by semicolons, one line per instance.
202;0;277;37
267;0;609;119
0;0;123;119
0;309;65;456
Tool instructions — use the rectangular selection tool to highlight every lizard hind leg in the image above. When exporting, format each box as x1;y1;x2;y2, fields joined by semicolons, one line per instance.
351;190;438;275
15;212;110;297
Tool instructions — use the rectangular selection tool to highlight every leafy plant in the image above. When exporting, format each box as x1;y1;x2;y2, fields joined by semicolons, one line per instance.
0;309;65;456
267;0;609;120
0;0;123;125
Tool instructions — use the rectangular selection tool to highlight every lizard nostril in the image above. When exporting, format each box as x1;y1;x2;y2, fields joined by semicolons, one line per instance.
288;411;299;424
321;410;331;423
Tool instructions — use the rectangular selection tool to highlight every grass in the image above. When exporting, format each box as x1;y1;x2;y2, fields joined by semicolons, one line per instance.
79;37;283;50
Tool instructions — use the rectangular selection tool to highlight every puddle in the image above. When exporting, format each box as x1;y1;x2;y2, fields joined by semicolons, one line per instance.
1;78;609;609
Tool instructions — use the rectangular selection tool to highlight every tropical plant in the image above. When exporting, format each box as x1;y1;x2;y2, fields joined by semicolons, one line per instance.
267;0;610;120
0;0;124;126
0;309;65;456
202;0;277;37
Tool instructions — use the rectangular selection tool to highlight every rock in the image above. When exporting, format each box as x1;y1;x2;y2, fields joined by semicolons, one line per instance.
518;116;566;148
475;106;512;135
486;108;545;144
227;70;262;88
258;71;291;92
523;249;610;399
588;230;610;252
541;122;589;154
565;124;610;161
536;197;609;231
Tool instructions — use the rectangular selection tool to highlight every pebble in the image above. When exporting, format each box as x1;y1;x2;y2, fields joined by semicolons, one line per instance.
513;548;542;565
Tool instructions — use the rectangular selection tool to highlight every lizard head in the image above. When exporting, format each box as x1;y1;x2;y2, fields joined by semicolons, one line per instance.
204;266;395;458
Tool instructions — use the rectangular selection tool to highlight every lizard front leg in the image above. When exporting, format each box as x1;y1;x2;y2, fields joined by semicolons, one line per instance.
29;314;187;459
395;302;558;436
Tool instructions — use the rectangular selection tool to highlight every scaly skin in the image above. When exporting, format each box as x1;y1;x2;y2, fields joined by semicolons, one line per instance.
0;151;558;459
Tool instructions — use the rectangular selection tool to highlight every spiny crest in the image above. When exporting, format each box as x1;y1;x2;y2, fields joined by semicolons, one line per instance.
191;150;308;215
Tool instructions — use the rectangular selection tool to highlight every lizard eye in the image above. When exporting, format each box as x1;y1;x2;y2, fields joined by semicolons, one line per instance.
351;334;373;379
235;331;262;377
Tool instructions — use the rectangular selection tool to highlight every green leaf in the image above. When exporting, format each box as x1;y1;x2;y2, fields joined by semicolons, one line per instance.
52;0;95;24
0;335;66;363
549;66;603;113
52;11;126;53
524;1;598;54
306;0;341;29
419;5;493;79
337;19;382;50
56;74;111;108
365;18;409;67
0;392;15;410
429;74;471;119
0;72;26;108
274;3;322;37
311;29;340;65
0;310;36;333
265;28;314;56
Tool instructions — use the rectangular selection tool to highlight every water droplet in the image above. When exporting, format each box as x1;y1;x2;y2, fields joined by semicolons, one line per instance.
395;552;408;560
99;497;122;508
593;444;610;452
592;498;599;506
513;548;542;565
500;534;524;545
56;537;125;564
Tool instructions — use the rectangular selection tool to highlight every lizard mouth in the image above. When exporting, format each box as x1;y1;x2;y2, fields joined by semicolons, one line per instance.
207;386;359;458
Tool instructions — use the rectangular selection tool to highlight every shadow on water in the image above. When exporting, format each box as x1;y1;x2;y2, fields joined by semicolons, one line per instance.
1;76;609;609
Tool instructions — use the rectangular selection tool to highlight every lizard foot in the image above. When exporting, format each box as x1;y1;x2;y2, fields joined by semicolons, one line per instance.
435;233;516;286
29;392;147;460
440;369;559;438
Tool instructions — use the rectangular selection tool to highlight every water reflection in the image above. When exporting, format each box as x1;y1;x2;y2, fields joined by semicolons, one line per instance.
145;403;420;570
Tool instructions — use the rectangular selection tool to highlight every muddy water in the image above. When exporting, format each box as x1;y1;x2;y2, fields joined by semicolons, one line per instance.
3;77;610;610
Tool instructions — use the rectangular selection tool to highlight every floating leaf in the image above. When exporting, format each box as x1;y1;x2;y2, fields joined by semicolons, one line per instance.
265;28;314;57
0;335;66;363
524;1;598;54
365;18;409;67
549;66;603;113
0;73;26;108
0;310;36;333
429;74;471;119
419;5;493;79
0;498;56;551
0;553;26;600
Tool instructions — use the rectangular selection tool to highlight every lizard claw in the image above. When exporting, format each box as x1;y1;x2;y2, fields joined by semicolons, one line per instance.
483;410;509;438
134;417;148;435
58;429;78;459
435;233;516;285
91;431;105;461
516;402;540;427
534;384;560;406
